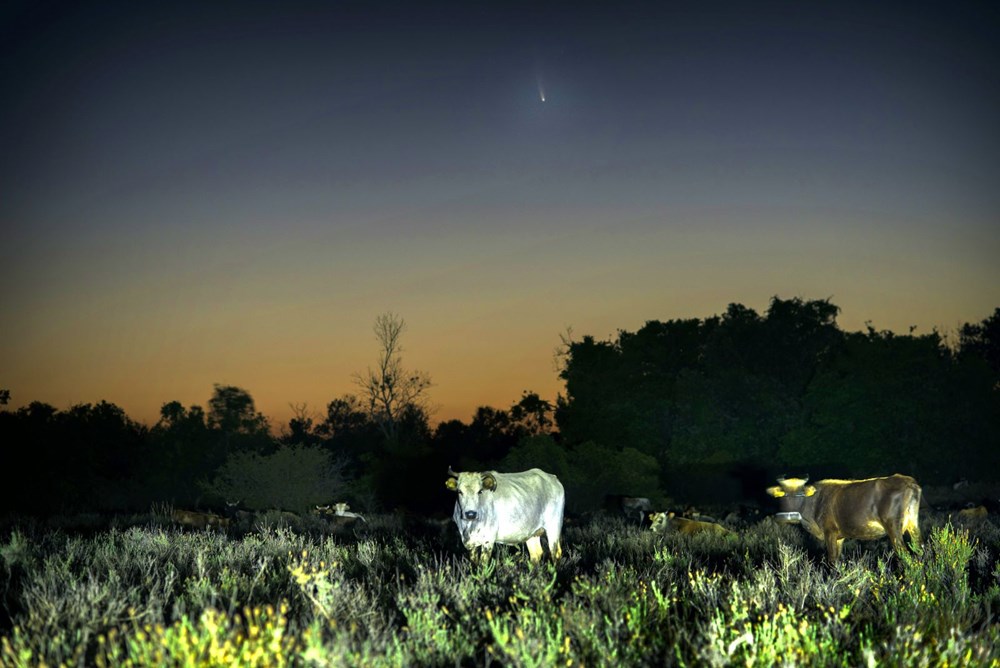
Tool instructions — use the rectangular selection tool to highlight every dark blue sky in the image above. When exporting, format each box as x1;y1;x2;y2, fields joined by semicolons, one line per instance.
2;1;998;425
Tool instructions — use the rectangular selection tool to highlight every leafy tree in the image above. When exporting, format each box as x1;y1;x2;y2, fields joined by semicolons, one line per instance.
557;297;845;475
316;395;378;472
0;401;148;513
146;401;216;506
959;307;1000;385
500;434;571;482
207;384;270;446
564;442;661;514
508;391;555;436
780;327;961;480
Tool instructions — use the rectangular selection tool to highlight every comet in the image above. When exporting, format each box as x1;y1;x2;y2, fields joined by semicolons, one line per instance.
537;74;546;102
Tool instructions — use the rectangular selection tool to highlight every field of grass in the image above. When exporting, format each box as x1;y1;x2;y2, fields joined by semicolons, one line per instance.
1;508;998;667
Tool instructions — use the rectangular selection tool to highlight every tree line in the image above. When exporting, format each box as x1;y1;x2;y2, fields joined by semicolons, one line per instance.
1;299;997;518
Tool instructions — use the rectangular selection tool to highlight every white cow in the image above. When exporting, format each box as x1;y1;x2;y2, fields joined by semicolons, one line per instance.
314;502;367;522
446;467;565;563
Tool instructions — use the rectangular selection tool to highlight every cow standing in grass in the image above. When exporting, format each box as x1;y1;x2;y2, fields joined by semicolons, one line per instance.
766;474;922;563
446;467;565;564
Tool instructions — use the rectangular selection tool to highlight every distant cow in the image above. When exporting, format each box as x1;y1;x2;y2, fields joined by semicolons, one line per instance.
605;495;653;524
171;509;230;530
314;503;367;526
766;474;922;563
622;497;652;523
649;511;733;536
446;467;565;563
954;505;987;521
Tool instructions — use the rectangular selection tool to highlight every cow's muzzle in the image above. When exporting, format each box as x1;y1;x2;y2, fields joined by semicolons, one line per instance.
463;510;478;521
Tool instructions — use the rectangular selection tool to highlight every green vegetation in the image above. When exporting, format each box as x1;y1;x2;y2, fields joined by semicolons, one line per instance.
2;511;998;666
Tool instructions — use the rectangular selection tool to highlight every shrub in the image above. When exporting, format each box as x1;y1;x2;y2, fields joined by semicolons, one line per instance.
203;444;347;513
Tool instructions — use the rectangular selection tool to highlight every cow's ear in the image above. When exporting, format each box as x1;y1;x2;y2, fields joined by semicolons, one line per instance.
482;474;497;491
804;485;817;497
445;477;457;491
766;486;785;498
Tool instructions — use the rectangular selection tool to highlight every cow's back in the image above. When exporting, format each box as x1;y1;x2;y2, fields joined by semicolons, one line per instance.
809;474;920;541
492;469;564;544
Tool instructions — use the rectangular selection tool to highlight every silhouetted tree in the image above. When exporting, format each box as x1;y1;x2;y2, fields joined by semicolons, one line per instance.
354;313;432;447
508;391;555;437
280;403;322;447
146;401;216;506
207;384;272;455
960;307;1000;385
316;394;379;476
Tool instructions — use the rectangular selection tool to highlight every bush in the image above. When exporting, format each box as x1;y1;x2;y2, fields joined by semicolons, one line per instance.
203;444;347;513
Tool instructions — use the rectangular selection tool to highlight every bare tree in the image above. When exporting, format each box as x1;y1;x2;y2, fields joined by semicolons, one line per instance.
354;312;432;444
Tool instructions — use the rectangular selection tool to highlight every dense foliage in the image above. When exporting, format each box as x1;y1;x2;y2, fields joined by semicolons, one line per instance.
0;300;997;517
557;299;1000;502
1;509;998;666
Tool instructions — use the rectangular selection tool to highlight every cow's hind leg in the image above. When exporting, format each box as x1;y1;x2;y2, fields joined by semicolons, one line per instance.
526;536;544;563
826;536;844;564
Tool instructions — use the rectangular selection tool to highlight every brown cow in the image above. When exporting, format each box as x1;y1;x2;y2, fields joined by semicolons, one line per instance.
171;509;231;530
649;511;733;536
766;474;921;563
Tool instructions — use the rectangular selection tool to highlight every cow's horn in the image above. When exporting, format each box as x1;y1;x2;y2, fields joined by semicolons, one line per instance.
447;466;459;478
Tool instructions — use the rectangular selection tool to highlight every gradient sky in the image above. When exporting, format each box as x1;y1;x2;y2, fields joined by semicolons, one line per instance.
2;1;998;429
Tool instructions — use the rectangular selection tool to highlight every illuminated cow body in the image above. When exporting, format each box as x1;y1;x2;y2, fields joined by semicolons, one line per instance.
446;467;565;563
766;474;922;563
171;509;230;530
649;511;732;536
314;503;367;527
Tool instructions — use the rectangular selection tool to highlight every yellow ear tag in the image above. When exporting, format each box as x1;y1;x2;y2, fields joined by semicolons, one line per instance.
804;486;817;497
445;478;457;491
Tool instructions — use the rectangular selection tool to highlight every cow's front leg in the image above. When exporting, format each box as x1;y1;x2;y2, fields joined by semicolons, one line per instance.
826;536;844;564
472;544;493;565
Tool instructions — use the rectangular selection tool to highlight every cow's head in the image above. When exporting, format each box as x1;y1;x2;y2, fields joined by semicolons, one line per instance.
766;476;815;516
648;512;669;533
766;476;816;499
446;467;497;522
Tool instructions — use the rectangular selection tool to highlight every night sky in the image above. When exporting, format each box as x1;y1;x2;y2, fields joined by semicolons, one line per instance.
2;1;998;427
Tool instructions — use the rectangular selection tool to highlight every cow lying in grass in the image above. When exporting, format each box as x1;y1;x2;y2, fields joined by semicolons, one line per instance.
649;511;733;536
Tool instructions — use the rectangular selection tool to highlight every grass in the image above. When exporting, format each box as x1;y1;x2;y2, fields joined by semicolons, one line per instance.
1;509;998;666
